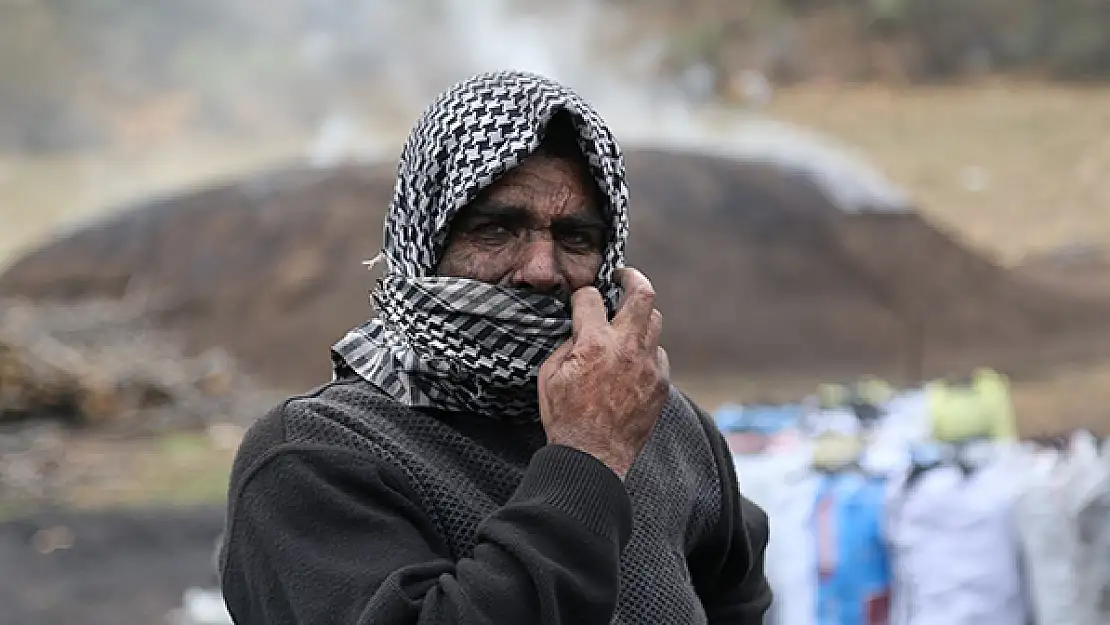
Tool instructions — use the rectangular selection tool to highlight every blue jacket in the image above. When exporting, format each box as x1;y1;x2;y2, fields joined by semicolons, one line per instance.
812;471;891;625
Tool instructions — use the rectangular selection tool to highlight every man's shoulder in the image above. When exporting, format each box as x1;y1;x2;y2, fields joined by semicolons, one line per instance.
283;376;407;422
231;378;424;476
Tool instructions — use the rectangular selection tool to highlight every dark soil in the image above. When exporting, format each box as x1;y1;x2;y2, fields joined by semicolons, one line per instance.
0;506;225;625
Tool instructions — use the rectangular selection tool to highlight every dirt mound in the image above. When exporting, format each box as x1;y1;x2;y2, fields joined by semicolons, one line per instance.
1017;244;1110;301
0;297;274;430
2;150;1106;393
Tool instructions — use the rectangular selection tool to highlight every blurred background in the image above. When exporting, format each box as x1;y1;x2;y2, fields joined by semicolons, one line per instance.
2;0;1110;624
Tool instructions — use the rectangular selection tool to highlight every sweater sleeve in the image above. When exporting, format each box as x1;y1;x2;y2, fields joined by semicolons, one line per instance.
686;400;774;624
219;412;633;625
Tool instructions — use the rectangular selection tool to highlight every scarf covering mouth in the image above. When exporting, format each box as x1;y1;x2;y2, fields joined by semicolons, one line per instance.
331;70;630;421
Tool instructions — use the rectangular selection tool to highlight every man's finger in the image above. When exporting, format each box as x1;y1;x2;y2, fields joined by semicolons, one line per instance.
614;268;631;312
538;338;573;397
645;309;663;350
656;346;671;380
541;337;573;371
612;267;656;332
570;286;608;336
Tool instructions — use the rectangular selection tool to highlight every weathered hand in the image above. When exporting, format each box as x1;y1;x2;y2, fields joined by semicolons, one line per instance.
538;267;670;479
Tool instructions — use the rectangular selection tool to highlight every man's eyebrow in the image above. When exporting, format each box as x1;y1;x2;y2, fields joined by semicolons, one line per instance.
459;200;608;229
457;200;531;222
551;212;608;229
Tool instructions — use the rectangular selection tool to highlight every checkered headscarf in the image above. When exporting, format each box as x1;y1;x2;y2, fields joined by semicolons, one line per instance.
331;70;630;420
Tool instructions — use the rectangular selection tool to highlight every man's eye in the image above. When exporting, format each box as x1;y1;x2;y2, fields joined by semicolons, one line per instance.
560;230;600;251
471;223;513;241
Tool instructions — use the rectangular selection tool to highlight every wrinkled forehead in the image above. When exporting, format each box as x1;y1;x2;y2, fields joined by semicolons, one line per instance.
381;71;629;277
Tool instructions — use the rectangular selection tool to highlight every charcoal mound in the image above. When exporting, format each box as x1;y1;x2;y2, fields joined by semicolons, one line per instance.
2;149;1105;392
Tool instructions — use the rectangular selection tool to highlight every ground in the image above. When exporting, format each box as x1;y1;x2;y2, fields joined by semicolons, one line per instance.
0;429;236;625
0;505;226;625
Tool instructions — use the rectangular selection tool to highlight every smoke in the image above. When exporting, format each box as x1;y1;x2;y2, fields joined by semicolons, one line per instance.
2;0;911;218
306;0;911;212
302;0;705;153
367;0;691;127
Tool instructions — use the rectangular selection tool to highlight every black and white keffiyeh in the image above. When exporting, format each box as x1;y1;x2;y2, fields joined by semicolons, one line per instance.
331;70;630;421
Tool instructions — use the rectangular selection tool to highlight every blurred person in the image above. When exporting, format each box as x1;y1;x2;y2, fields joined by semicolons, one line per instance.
218;70;772;625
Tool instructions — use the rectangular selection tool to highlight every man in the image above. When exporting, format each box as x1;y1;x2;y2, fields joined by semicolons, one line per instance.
219;70;772;625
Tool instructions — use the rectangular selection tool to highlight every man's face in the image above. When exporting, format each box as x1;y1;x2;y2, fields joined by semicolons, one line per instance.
436;152;607;301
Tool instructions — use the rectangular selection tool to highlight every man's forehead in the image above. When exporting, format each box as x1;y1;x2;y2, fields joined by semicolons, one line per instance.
457;198;606;226
470;152;602;210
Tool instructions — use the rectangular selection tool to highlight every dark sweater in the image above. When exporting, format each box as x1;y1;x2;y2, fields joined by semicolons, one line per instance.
218;376;772;625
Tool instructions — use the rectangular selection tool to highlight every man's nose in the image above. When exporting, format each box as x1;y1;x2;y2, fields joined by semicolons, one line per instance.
508;236;566;295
